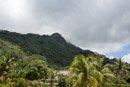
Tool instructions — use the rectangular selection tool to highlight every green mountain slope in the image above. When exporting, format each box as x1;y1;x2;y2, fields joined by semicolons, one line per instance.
0;30;114;67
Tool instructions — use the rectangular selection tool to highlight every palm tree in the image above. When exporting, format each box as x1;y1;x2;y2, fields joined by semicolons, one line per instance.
69;55;99;87
69;54;115;87
91;55;115;87
114;58;129;84
0;55;16;82
100;67;115;87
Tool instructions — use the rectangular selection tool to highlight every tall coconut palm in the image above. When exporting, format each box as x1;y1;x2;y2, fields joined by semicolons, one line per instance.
69;54;115;87
91;55;115;87
69;55;100;87
100;67;115;87
114;58;129;84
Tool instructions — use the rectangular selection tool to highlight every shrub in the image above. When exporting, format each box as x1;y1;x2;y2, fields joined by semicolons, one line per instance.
16;78;26;87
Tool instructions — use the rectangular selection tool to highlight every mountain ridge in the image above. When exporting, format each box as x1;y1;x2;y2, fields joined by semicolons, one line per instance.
0;30;115;67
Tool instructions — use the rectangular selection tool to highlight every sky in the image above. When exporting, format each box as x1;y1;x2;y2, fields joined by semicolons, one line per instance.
0;0;130;63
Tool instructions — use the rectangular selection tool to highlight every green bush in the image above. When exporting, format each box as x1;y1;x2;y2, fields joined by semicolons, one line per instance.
0;82;13;87
16;78;26;87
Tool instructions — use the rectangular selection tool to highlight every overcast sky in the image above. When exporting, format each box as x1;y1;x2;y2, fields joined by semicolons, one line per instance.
0;0;130;62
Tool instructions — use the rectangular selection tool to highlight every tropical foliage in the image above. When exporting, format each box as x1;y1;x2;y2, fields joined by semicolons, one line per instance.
0;30;114;67
68;55;115;87
0;37;130;87
0;30;83;67
67;55;130;87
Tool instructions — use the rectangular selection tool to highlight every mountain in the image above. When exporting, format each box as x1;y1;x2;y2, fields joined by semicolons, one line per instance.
0;30;114;67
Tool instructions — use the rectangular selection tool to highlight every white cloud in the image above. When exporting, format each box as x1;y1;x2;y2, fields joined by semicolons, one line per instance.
0;0;130;55
0;0;29;19
123;54;130;63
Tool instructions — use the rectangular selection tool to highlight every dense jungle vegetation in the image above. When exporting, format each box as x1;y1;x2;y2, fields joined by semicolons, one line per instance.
0;30;115;67
0;30;130;87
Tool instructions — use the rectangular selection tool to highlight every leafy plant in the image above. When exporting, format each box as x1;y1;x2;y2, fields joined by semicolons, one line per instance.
16;78;26;87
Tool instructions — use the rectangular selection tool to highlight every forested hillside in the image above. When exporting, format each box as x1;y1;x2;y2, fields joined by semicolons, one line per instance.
0;33;130;87
0;30;93;67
